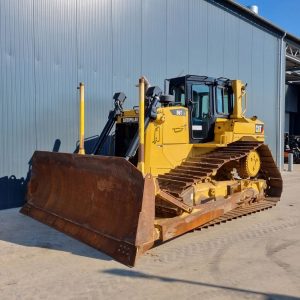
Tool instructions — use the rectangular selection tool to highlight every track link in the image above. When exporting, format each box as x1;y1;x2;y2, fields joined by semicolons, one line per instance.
197;198;278;230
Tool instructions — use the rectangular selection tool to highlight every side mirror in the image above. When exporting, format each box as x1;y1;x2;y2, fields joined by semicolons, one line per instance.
113;92;126;112
113;92;126;104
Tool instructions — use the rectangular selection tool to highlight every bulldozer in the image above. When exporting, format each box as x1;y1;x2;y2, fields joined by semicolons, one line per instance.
21;75;282;266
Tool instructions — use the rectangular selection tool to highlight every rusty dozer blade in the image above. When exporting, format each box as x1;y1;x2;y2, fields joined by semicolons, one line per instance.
20;151;156;266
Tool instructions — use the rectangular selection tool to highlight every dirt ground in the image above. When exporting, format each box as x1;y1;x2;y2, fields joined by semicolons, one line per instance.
0;166;300;300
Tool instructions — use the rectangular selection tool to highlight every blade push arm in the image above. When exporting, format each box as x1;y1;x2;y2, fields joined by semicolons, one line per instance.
92;92;126;155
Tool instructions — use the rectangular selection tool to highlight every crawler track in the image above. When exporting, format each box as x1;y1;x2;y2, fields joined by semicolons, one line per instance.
156;141;282;219
158;141;282;198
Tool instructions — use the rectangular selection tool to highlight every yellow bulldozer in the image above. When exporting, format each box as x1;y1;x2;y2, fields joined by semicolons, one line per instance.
21;75;282;266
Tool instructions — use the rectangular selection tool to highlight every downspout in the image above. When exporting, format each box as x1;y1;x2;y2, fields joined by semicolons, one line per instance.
277;32;286;170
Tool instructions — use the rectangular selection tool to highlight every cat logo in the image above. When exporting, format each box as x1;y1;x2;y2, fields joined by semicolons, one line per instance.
255;124;264;133
170;109;186;116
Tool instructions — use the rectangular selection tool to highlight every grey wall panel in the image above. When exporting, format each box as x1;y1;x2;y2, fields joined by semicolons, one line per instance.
262;33;279;156
34;0;77;153
77;0;113;138
251;27;265;115
0;0;35;178
0;0;36;209
142;0;167;87
237;21;254;107
206;3;225;77
188;0;208;75
223;13;239;79
112;0;142;108
166;0;189;78
238;21;253;89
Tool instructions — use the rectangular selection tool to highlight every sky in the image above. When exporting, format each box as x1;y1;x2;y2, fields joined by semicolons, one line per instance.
236;0;300;38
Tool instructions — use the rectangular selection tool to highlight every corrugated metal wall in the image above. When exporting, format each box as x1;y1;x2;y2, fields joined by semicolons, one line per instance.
0;0;281;208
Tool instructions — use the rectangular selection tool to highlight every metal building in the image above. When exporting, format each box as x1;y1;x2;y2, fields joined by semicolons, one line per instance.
0;0;299;209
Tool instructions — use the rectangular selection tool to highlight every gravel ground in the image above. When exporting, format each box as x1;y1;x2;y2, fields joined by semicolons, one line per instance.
0;166;300;300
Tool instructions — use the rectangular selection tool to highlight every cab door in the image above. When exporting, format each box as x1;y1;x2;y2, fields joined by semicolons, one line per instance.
189;83;214;142
162;107;189;144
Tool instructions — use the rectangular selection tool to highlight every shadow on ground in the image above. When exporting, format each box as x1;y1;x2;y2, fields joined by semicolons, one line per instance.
0;176;28;209
103;269;300;300
0;208;111;262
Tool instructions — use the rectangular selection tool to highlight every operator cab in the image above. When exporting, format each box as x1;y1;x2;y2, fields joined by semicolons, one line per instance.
166;75;234;142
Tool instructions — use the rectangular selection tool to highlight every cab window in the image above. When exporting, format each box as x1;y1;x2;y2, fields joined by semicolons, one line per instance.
191;84;210;120
170;85;185;106
216;87;232;115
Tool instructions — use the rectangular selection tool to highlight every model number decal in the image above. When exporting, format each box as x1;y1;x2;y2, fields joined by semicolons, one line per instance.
170;109;186;116
192;125;202;131
122;117;138;123
255;124;264;133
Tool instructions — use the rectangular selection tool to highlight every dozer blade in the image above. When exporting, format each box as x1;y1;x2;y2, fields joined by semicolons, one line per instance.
20;151;156;266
